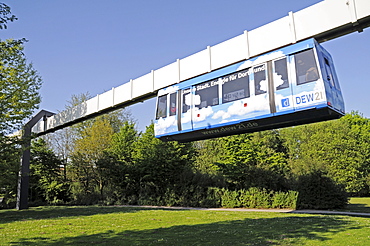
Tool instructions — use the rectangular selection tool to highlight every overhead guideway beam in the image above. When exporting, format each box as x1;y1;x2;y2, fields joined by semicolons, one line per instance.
32;0;370;135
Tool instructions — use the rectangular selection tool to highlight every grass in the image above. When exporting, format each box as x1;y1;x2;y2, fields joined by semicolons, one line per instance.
344;197;370;213
0;206;370;245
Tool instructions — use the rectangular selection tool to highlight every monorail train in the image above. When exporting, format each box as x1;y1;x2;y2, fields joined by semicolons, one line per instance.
154;38;345;142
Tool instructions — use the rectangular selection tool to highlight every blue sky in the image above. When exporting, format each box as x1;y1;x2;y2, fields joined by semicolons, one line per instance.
1;0;370;132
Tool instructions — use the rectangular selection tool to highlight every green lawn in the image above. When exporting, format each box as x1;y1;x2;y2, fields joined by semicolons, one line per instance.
1;206;370;245
345;197;370;213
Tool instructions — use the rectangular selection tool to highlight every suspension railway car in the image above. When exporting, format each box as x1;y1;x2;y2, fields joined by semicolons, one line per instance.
154;39;345;142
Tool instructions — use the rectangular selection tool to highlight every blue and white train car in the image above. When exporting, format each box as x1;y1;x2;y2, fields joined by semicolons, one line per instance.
154;39;345;142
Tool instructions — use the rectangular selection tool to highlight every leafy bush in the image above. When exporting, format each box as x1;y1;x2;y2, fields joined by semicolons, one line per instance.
69;183;100;205
199;187;222;208
221;189;240;208
272;190;298;209
220;187;297;209
295;171;348;209
240;187;272;208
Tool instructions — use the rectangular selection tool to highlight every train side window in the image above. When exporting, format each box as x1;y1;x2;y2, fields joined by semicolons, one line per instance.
324;57;335;88
222;68;250;103
169;93;177;116
274;58;289;90
254;64;267;95
156;94;167;119
195;80;219;109
182;89;191;113
294;49;319;85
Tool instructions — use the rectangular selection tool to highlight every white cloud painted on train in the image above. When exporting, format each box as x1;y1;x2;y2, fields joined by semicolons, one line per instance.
154;116;176;135
212;94;269;122
273;73;285;88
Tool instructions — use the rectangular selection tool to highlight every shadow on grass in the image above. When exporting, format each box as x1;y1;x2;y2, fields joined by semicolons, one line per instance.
0;206;152;224
10;215;362;245
345;202;370;213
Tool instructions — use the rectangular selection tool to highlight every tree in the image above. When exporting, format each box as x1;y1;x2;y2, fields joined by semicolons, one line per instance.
44;93;94;183
132;124;196;205
281;112;370;196
321;113;370;195
46;93;134;164
0;38;42;135
193;139;225;175
0;136;21;208
44;92;135;204
110;121;138;163
295;171;348;209
0;3;17;29
216;131;289;191
30;138;70;204
0;3;42;208
95;121;139;204
70;117;114;202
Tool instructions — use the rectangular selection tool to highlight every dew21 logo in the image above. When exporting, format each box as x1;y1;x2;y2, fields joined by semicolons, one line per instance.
281;98;290;107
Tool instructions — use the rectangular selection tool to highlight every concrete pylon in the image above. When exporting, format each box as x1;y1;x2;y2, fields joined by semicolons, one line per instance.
16;110;55;210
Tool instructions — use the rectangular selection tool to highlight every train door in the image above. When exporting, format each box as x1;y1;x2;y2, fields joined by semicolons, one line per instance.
154;92;179;136
179;87;194;132
291;48;326;110
271;57;294;115
251;63;271;118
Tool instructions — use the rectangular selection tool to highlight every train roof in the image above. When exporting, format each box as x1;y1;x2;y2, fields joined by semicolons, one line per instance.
158;38;322;96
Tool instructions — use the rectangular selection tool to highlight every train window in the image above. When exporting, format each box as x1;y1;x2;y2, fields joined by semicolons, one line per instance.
182;89;191;113
169;93;177;116
324;57;335;88
195;80;219;109
254;64;267;95
156;94;167;119
294;49;319;85
222;68;250;103
274;58;289;90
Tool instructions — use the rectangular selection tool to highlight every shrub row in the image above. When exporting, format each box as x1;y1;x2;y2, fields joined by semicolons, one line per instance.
132;187;298;209
216;187;298;209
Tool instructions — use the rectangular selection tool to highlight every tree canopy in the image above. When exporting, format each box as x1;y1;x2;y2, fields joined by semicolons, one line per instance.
0;3;17;29
0;3;42;135
0;3;42;208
